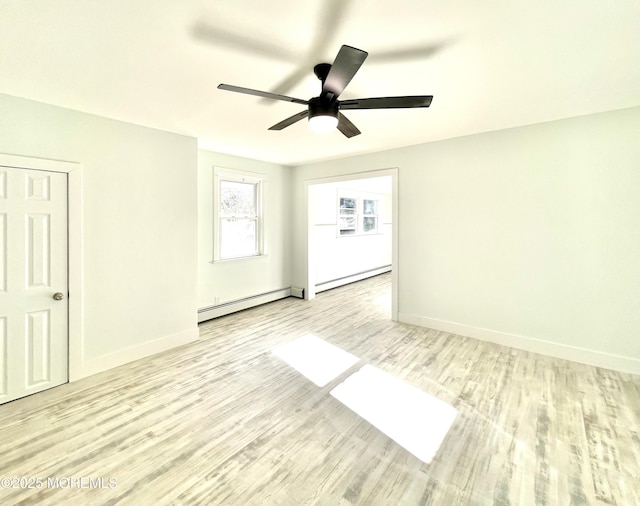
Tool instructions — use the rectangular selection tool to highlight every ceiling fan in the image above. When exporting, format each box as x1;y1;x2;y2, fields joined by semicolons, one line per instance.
217;44;433;138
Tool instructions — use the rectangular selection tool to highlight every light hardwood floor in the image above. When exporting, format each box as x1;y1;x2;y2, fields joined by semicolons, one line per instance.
1;274;639;505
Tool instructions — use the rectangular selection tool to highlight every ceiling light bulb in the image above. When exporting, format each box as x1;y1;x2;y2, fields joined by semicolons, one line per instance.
309;114;338;133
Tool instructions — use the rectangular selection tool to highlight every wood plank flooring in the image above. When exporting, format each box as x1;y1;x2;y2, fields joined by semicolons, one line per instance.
1;273;639;505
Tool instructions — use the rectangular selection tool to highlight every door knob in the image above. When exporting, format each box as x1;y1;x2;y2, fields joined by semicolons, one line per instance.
53;292;65;301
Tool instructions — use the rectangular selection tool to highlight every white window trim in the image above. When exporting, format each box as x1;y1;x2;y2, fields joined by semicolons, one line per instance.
213;169;265;262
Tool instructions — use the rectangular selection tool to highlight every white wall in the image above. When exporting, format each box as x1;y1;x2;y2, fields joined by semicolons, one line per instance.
197;150;291;311
4;91;638;376
311;177;391;285
0;93;199;378
291;107;640;374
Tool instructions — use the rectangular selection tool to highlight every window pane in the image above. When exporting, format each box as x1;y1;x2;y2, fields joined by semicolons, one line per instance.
340;216;356;230
340;197;356;209
220;218;257;258
339;208;356;216
339;214;356;236
220;181;256;216
363;217;377;233
363;199;377;215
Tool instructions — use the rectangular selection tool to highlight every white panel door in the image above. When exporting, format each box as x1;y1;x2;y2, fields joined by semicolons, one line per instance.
0;166;68;404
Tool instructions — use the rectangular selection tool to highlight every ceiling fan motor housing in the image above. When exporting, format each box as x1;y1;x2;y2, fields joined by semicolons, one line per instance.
308;96;339;120
313;63;332;83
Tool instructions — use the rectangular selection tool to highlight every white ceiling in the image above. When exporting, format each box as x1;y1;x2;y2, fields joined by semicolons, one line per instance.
1;0;639;166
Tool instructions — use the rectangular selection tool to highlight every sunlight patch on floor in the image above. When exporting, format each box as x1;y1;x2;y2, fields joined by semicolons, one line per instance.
330;364;458;463
272;333;360;387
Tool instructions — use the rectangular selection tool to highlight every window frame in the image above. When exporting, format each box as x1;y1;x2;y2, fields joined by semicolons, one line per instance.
213;170;265;262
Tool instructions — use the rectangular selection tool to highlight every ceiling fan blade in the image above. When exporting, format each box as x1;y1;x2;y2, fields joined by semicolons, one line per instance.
260;0;354;101
340;95;433;110
268;110;309;131
366;41;451;64
217;84;308;105
192;22;297;63
309;0;353;56
322;45;368;100
337;113;361;138
259;67;310;104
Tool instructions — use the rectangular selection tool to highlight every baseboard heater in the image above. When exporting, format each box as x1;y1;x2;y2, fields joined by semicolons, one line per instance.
315;265;391;293
198;287;292;323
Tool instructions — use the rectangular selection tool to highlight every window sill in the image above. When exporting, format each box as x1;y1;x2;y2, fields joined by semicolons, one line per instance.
210;254;268;264
337;232;384;238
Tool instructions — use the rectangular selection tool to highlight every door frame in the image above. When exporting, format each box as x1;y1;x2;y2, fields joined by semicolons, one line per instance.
304;167;399;321
0;153;83;382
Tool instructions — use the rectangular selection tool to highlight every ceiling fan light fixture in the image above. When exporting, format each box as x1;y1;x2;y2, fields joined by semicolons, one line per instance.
308;97;339;133
309;113;338;133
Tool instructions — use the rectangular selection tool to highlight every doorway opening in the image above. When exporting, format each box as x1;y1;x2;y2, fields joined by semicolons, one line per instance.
304;168;398;320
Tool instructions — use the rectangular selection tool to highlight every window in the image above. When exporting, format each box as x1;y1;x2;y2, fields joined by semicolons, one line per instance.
338;195;379;236
214;171;263;261
338;197;357;236
362;199;378;234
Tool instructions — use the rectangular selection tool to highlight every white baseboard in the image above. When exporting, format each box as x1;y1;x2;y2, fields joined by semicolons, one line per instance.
198;288;291;322
398;313;640;376
290;287;305;299
316;266;392;293
72;327;199;381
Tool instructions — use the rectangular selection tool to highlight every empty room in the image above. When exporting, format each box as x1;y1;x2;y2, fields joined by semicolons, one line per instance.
1;1;639;504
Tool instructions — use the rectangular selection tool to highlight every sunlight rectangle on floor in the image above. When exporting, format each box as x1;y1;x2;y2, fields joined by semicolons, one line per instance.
330;364;458;463
272;333;360;387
